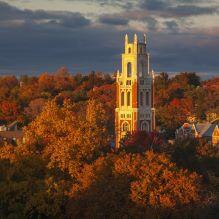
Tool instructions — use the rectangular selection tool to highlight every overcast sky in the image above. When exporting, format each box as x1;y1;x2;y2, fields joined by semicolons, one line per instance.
0;0;219;77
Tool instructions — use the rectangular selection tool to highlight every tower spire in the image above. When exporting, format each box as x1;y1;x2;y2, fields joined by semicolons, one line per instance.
143;33;147;44
125;34;128;45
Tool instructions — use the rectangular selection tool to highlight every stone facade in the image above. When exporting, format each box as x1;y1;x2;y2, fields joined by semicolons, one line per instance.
115;34;155;148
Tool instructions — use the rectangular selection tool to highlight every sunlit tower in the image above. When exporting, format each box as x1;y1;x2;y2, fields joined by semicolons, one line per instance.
115;33;156;148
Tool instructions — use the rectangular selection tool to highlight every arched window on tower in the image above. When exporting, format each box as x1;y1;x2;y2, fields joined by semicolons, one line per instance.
146;91;149;106
122;122;129;132
127;62;132;77
121;92;124;106
140;91;143;106
127;92;131;106
141;121;149;132
128;47;131;54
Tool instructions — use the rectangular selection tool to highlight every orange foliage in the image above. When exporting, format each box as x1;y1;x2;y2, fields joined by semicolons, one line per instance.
38;73;55;92
20;99;111;177
66;151;208;218
0;145;16;162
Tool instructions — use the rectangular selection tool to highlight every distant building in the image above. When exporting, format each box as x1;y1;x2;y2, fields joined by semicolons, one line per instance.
115;34;155;148
0;121;24;145
0;131;24;145
175;122;219;145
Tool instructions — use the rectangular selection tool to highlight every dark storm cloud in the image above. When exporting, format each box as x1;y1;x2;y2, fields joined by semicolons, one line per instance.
0;1;218;76
168;5;218;17
98;0;133;9
140;0;169;10
0;1;121;74
0;22;121;74
0;1;91;28
164;20;179;32
65;0;133;9
149;31;219;74
99;15;129;25
176;0;204;3
47;14;90;28
139;0;218;17
99;10;158;30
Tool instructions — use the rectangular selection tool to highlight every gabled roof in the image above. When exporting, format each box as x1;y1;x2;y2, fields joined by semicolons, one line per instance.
7;121;18;130
194;122;216;137
212;125;219;135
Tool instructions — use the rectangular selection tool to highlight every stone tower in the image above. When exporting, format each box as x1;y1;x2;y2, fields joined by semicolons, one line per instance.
115;33;155;148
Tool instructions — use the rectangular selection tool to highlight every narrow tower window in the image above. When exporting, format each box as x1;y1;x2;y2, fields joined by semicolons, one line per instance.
127;92;131;106
141;122;149;132
146;91;149;106
128;47;131;53
121;92;125;106
140;92;143;106
139;61;144;76
127;62;132;77
141;62;144;75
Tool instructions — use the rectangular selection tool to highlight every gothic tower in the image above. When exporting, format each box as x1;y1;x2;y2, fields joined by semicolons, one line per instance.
115;33;155;148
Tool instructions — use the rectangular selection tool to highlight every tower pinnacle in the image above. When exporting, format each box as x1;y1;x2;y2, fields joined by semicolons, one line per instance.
134;34;138;44
125;34;129;45
144;33;147;44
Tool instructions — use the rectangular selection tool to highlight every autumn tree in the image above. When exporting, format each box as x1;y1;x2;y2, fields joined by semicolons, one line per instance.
0;148;66;218
18;82;40;106
121;131;164;153
88;83;116;134
54;67;76;92
0;76;18;101
24;98;47;121
0;100;19;123
21;99;111;177
172;72;201;87
67;151;210;218
38;73;55;94
171;138;204;174
157;98;194;137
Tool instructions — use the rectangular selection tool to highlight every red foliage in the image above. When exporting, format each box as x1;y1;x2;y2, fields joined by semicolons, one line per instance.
88;84;116;108
123;131;164;152
0;101;19;123
203;77;219;91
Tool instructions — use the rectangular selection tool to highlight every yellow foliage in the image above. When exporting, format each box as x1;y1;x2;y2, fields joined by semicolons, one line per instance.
20;99;110;177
